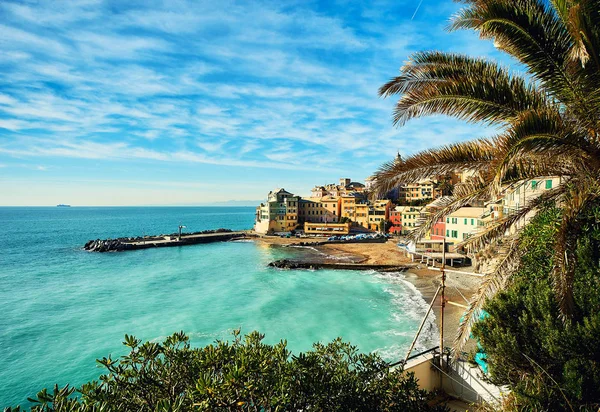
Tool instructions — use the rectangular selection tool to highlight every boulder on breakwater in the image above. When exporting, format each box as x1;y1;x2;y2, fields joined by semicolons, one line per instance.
84;238;132;252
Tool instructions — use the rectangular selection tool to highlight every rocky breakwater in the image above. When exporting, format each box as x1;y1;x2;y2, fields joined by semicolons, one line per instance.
84;229;244;252
269;259;410;272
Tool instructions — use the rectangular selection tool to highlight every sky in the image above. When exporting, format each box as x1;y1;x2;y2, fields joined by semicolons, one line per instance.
0;0;510;206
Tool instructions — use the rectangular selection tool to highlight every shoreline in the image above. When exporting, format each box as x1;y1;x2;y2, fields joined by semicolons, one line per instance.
254;236;480;348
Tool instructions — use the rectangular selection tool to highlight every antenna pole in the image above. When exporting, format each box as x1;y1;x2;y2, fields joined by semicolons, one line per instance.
440;236;446;377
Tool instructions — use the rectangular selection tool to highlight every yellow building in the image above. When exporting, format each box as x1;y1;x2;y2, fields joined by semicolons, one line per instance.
340;193;369;228
368;199;391;231
254;188;299;234
398;180;437;203
298;197;339;224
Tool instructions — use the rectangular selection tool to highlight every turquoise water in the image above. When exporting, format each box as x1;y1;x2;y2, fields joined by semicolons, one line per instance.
0;207;437;407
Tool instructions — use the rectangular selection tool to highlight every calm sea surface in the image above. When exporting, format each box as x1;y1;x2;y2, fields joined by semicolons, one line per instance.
0;206;437;407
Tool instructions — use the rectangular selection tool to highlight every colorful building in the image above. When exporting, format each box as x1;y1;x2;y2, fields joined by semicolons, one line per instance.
368;199;392;231
298;197;340;224
340;193;369;228
445;207;486;242
397;180;437;203
255;189;299;234
311;178;365;198
396;206;424;235
389;207;402;234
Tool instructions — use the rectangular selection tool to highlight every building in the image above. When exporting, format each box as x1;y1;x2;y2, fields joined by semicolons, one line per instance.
255;189;299;234
304;222;351;236
421;196;451;240
368;199;392;231
397;206;424;235
502;177;560;217
444;207;487;242
397;180;437;203
298;197;340;224
430;218;446;240
311;178;365;198
340;193;370;228
389;207;403;234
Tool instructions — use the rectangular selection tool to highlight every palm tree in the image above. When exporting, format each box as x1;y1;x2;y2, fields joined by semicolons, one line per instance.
373;0;600;351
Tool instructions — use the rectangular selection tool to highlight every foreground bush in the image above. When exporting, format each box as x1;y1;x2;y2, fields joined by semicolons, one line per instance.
6;330;446;411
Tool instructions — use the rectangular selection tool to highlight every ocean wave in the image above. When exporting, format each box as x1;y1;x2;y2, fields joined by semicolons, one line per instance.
369;271;440;353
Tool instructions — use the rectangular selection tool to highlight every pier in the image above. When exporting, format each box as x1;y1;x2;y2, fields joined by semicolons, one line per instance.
84;230;252;252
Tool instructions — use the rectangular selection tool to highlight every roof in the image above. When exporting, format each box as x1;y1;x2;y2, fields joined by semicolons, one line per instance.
448;207;486;218
270;188;293;195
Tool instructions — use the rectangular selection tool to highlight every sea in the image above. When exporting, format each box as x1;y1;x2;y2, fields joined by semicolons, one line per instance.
0;206;438;407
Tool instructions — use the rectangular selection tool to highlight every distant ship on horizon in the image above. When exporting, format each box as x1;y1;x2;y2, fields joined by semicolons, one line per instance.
56;204;71;208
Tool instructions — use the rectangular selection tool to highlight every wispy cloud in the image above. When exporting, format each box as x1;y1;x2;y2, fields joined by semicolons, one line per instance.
0;0;509;205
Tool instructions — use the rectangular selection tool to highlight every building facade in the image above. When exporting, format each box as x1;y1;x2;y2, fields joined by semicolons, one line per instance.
397;206;424;235
444;207;486;242
368;199;392;231
397;180;437;203
389;208;402;234
298;197;339;224
255;189;299;234
340;193;369;228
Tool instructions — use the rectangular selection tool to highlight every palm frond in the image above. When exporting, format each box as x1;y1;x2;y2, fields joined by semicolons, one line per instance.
371;138;498;197
380;52;548;122
450;0;600;133
453;239;522;356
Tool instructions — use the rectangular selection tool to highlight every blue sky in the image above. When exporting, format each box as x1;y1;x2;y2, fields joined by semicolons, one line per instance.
0;0;509;206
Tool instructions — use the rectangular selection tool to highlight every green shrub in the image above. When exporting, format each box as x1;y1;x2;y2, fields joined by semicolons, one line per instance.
7;330;447;412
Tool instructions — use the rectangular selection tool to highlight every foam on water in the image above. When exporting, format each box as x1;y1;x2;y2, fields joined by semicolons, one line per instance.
0;207;437;407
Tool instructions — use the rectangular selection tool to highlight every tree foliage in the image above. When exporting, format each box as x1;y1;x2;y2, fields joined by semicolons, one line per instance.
472;206;600;411
373;0;600;350
6;331;447;412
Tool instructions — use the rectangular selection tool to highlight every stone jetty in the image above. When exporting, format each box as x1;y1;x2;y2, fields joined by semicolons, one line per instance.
84;229;251;252
268;259;411;272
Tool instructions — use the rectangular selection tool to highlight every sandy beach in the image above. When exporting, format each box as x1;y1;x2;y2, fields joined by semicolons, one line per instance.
254;235;481;348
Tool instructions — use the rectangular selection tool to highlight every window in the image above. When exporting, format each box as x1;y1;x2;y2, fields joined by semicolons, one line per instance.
546;179;552;189
446;230;449;237
471;219;475;225
452;230;458;238
464;218;467;225
531;180;537;189
446;217;449;223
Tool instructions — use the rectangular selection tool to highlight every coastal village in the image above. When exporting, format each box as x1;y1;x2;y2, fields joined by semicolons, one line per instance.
254;163;559;267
